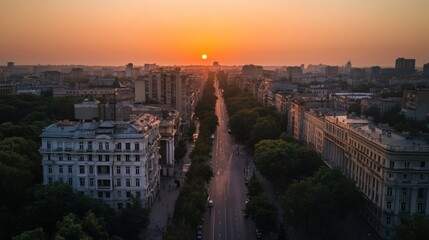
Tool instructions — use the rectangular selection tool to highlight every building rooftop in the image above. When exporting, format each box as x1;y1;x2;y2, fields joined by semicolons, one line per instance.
326;115;429;152
41;114;159;139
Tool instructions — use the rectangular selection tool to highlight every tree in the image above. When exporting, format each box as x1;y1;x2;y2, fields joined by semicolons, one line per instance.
254;140;298;186
13;228;46;240
246;195;278;234
55;214;91;240
281;167;362;234
249;116;281;147
395;216;429;240
82;211;109;240
110;197;149;240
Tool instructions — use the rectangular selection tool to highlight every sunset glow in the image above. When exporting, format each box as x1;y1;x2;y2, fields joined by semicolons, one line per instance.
202;54;208;60
0;0;428;66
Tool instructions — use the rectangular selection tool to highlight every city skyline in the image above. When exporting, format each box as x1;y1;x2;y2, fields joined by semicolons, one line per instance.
1;0;429;67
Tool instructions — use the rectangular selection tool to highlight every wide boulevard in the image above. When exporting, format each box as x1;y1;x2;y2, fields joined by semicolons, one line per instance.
202;78;257;240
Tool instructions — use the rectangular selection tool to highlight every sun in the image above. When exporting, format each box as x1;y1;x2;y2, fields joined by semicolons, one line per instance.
202;54;208;60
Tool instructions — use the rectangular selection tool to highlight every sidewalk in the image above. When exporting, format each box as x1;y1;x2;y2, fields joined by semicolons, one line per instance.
142;142;194;240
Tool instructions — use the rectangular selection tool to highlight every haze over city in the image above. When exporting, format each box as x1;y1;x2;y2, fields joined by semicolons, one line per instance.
1;0;429;66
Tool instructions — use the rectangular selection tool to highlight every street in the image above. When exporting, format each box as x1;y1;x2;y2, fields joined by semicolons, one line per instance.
202;78;257;240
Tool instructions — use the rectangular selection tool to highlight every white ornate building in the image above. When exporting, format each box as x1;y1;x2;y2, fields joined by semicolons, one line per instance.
39;114;161;209
301;112;429;239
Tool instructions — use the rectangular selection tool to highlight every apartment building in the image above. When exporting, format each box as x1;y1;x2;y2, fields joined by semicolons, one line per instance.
303;113;429;239
39;114;161;209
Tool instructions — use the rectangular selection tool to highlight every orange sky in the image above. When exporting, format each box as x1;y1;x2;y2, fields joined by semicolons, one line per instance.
0;0;428;67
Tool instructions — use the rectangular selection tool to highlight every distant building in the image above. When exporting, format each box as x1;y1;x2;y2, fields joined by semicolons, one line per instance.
42;71;64;83
345;61;352;74
125;63;133;78
7;62;14;69
395;58;415;75
39;114;161;209
213;62;220;67
242;64;263;79
0;83;16;95
88;76;116;87
324;66;339;77
286;66;303;82
423;63;429;77
370;66;381;78
351;68;366;79
401;88;429;121
143;64;158;72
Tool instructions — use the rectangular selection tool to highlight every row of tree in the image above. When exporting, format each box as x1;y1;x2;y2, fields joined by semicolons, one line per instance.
221;78;362;239
163;72;217;239
0;93;149;240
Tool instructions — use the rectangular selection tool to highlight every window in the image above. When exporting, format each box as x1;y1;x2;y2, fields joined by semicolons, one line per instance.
59;155;63;161
386;217;390;224
389;173;394;179
59;177;63;183
135;143;139;150
105;142;109;150
135;155;140;162
47;141;51;150
401;202;406;212
98;155;103;162
418;188;425;198
89;178;94;187
98;192;103;198
387;202;392;209
116;178;121;186
125;155;130;162
78;156;84;161
126;179;130;187
67;155;71;161
405;162;410;168
79;141;84;150
116;166;121;174
79;166;85;174
105;192;110;198
88;155;92;161
117;191;122;198
387;188;392;196
403;173;408;180
390;161;395;169
116;142;122;150
126;167;130;174
136;191;141;198
136;178;140;187
421;162;426;168
99;142;103;150
89;166;94;174
136;166;140;174
59;165;63;173
68;178;73;185
68;165;72;173
402;188;407;196
126;191;131;198
105;155;110;162
88;141;92;150
418;203;425;213
48;177;53;185
79;178;85;186
116;155;121;161
48;165;52;174
126;143;131;150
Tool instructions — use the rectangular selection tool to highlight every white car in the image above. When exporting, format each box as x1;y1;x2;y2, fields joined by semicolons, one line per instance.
208;200;213;207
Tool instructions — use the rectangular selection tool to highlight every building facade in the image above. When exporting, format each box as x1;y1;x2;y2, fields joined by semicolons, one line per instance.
39;114;161;209
303;113;429;239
